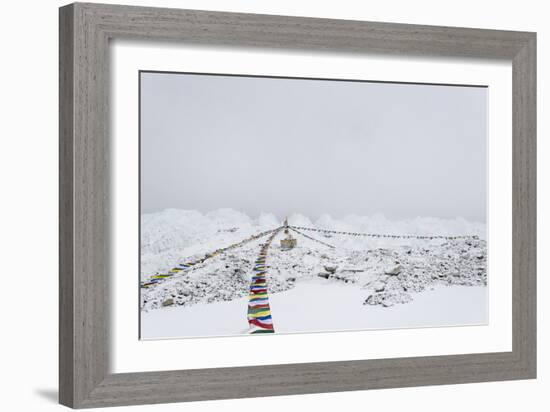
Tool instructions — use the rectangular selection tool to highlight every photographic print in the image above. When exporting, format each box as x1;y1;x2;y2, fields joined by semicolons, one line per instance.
139;71;487;339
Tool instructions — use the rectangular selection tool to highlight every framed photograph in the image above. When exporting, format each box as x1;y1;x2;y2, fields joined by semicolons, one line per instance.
59;2;536;408
138;70;490;339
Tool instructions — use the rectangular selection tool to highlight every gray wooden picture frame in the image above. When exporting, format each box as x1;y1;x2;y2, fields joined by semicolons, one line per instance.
59;2;536;409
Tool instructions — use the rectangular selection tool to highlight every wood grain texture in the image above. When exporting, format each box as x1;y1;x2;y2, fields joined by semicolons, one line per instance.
59;2;537;408
59;5;74;406
512;35;537;374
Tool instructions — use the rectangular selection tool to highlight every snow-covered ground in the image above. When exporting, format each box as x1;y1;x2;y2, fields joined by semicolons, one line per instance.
140;208;487;339
141;283;487;339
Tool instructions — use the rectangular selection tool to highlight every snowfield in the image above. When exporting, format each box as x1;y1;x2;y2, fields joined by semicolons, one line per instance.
140;209;487;339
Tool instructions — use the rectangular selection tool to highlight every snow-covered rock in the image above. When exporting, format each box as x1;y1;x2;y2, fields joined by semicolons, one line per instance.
386;264;403;275
140;208;487;312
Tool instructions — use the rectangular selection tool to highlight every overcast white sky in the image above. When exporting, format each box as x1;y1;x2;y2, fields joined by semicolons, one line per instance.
140;72;487;222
